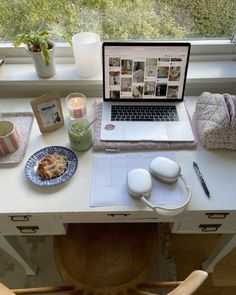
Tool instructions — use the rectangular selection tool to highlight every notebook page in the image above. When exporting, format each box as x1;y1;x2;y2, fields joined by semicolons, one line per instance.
90;152;185;207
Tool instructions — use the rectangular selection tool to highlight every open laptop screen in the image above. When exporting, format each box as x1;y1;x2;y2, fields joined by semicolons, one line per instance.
102;42;191;102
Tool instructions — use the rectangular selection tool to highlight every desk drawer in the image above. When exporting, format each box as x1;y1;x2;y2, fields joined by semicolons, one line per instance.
0;214;58;224
180;211;233;222
0;214;66;235
0;222;66;235
60;211;177;223
175;211;236;233
176;221;236;233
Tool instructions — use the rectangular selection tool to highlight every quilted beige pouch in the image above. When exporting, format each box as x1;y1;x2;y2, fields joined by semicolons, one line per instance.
196;92;236;150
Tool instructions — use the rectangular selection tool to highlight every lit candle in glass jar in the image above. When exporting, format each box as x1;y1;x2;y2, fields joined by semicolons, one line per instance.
66;93;87;120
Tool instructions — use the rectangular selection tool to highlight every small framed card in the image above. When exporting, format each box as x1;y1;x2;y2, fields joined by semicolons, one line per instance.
31;93;64;133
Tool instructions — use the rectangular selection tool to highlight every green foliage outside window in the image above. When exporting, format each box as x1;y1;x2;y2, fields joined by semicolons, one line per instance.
0;0;235;42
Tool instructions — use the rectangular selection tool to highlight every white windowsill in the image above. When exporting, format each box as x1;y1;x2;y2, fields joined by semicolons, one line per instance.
0;60;236;83
0;64;101;85
188;61;236;82
0;60;235;97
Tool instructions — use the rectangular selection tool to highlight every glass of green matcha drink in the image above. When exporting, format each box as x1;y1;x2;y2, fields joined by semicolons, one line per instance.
68;119;93;152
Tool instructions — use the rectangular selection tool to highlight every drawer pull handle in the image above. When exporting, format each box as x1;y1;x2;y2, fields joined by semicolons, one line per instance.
16;226;39;234
205;213;229;219
9;215;32;222
107;213;131;217
199;224;222;232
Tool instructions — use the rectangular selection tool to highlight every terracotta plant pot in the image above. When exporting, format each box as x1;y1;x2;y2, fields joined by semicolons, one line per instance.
28;43;56;78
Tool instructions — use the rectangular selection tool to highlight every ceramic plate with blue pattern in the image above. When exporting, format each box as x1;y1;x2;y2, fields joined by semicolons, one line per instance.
25;146;78;187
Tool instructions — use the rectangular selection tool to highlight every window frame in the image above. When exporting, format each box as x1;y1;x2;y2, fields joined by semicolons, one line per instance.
0;39;236;62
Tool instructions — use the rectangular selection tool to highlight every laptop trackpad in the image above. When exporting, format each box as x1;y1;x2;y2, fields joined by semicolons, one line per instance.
125;123;168;141
166;122;194;141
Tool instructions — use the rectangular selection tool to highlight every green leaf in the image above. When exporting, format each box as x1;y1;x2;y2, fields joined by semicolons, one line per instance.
40;40;50;66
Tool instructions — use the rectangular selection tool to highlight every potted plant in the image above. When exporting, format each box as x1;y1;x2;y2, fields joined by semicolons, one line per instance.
13;30;71;78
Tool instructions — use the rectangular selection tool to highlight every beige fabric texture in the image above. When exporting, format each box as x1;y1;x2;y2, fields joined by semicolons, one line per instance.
196;92;236;150
93;99;197;152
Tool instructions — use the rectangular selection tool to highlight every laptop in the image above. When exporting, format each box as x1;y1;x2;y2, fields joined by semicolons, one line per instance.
100;41;194;142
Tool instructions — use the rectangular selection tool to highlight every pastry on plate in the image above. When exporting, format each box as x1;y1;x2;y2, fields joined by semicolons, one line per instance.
37;153;67;180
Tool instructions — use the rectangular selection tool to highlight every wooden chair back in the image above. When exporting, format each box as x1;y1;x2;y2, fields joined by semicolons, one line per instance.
53;223;208;295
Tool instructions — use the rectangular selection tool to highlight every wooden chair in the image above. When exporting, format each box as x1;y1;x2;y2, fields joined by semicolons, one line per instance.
0;223;207;295
52;223;208;295
0;271;208;295
0;283;74;294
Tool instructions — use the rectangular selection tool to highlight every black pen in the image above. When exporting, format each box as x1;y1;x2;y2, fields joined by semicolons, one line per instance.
193;161;210;198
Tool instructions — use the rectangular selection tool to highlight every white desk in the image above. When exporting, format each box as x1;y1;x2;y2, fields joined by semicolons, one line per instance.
1;97;236;275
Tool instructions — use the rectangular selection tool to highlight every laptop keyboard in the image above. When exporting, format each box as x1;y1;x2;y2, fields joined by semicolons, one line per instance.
111;105;179;121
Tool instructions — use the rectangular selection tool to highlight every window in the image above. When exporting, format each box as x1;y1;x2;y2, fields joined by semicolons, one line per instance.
0;0;235;98
0;0;235;42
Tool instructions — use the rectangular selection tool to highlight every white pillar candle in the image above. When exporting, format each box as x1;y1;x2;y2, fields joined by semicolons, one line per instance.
72;32;101;77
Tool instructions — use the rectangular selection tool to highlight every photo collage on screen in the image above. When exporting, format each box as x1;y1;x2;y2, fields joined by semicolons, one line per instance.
108;56;184;99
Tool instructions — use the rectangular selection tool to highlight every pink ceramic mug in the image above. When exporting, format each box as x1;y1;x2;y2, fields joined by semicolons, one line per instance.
0;120;20;155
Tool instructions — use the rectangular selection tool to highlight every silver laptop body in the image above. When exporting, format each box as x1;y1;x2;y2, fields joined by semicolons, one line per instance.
100;42;194;142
